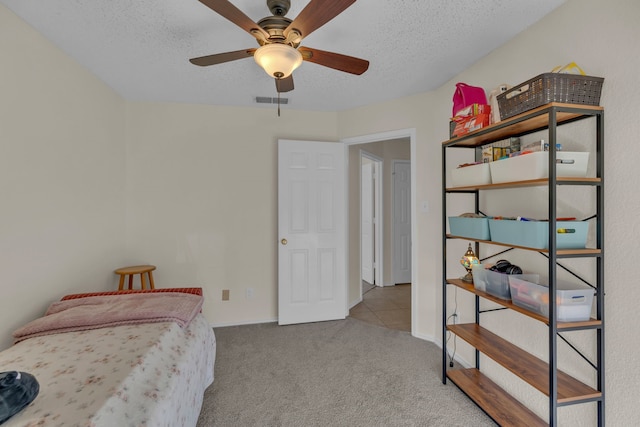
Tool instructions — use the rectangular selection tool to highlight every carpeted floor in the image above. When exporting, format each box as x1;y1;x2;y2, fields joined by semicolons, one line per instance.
196;318;496;427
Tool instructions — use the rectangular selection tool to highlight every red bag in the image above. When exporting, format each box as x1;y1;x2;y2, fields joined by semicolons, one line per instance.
452;83;487;117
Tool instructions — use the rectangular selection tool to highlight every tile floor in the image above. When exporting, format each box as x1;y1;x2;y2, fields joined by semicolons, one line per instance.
349;283;411;332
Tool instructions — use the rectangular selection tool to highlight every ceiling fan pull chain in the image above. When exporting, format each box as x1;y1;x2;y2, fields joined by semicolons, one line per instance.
277;91;281;117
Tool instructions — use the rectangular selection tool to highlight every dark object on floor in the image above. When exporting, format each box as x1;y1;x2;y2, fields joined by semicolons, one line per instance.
0;371;39;424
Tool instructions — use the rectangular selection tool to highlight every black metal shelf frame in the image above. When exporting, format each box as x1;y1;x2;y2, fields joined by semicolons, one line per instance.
441;104;605;426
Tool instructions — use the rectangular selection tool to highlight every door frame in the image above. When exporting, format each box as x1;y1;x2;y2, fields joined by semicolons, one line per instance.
360;150;383;291
342;128;417;333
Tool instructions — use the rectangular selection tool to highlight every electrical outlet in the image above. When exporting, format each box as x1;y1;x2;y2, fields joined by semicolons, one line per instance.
246;287;255;299
222;289;230;301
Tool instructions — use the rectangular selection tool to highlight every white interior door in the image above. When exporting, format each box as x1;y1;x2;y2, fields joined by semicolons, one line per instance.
278;139;346;325
361;160;374;285
393;160;411;284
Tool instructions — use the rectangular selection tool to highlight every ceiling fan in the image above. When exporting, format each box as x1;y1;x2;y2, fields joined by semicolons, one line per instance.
189;0;370;94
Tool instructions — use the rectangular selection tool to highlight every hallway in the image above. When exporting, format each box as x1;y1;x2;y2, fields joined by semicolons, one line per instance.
348;284;411;332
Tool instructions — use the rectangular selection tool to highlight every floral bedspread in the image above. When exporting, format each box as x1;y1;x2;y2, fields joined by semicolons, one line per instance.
13;293;204;343
0;313;216;427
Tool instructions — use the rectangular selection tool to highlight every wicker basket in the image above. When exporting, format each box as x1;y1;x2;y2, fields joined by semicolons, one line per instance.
497;73;604;120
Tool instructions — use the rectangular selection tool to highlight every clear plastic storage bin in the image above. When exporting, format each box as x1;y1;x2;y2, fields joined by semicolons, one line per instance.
472;264;514;300
508;275;595;321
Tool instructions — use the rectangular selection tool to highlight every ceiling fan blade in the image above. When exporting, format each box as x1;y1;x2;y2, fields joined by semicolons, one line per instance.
275;76;294;93
190;48;256;67
198;0;269;39
299;47;369;75
284;0;357;39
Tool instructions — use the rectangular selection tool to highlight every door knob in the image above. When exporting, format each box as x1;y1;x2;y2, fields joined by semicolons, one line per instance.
281;238;288;245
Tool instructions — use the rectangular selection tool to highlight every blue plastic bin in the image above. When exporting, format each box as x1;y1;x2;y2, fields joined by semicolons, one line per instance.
489;219;588;249
448;217;490;240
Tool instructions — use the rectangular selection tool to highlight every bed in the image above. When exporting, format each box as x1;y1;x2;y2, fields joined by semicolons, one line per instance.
0;288;216;427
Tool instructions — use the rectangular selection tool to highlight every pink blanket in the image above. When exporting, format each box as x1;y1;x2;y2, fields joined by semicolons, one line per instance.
13;292;204;343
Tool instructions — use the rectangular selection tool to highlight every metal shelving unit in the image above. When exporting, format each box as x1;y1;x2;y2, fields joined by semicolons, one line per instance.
441;103;604;426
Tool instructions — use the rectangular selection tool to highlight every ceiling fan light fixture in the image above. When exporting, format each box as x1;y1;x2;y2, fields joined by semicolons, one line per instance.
254;43;302;79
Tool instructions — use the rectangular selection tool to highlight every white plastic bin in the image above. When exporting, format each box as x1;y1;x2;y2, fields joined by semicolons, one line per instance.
451;163;491;187
490;151;589;183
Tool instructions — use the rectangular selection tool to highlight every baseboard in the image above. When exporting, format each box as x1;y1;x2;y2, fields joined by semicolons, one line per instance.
412;330;435;342
211;318;278;328
349;297;363;310
429;335;472;369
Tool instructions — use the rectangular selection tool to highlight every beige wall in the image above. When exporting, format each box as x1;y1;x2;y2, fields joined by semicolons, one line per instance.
0;6;127;350
2;0;639;424
124;102;338;326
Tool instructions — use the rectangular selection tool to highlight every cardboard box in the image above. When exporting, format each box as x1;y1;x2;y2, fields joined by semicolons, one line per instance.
452;114;490;137
493;147;511;161
480;146;510;162
521;139;562;153
453;103;491;118
481;146;493;163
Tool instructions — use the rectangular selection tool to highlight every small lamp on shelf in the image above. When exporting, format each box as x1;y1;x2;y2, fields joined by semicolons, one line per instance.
460;243;479;283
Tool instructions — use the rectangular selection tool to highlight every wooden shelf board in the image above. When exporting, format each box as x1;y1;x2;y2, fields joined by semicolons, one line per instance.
446;235;601;255
447;368;547;427
446;279;602;329
446;177;602;192
448;323;602;403
443;103;603;148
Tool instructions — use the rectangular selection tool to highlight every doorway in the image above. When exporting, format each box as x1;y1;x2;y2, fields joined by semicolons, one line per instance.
343;129;416;333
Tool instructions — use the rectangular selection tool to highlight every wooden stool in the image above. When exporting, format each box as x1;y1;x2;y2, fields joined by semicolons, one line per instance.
115;265;156;290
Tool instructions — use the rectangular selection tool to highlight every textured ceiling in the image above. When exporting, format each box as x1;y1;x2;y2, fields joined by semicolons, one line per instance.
2;0;565;111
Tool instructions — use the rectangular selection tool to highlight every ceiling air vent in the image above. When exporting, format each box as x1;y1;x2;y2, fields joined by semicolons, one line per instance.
255;96;289;104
